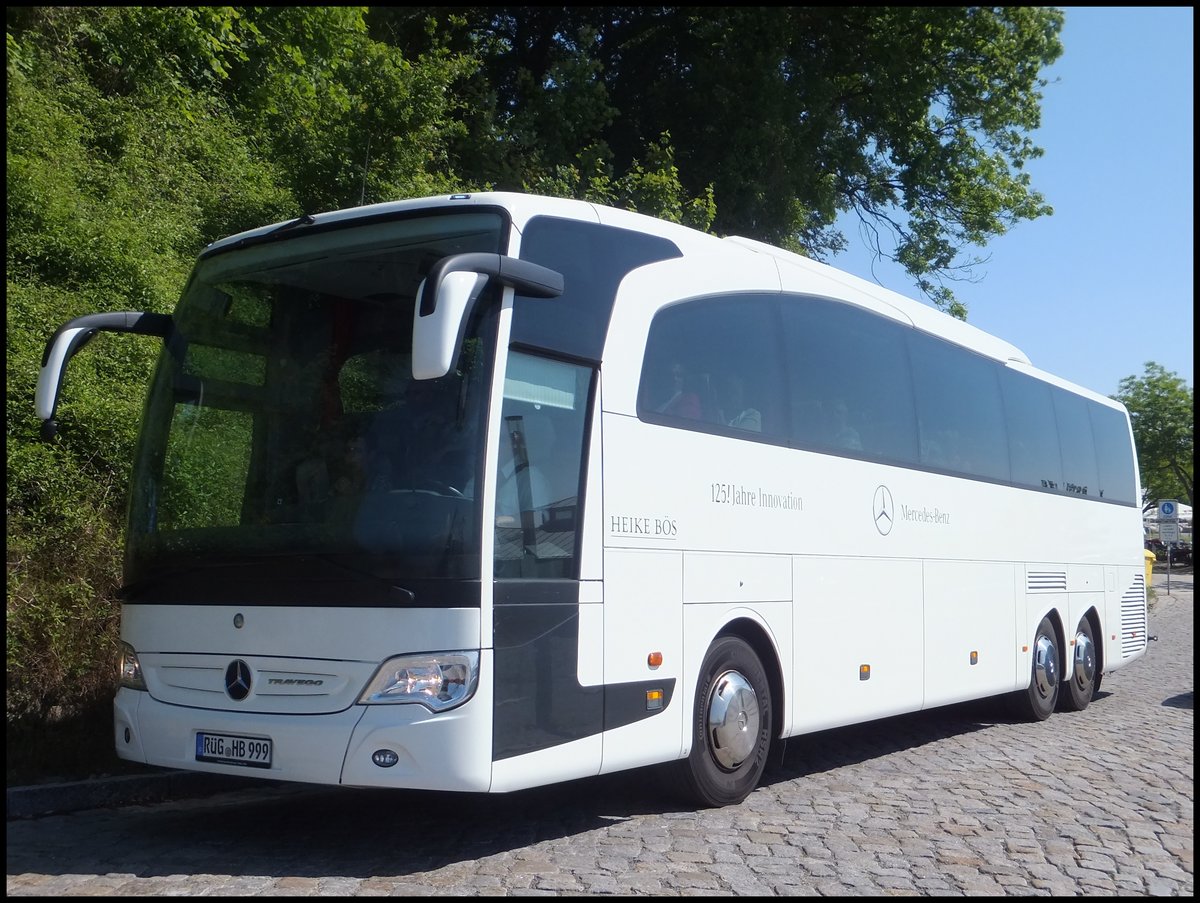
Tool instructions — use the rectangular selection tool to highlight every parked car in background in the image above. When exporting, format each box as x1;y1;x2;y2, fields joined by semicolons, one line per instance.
1147;538;1193;565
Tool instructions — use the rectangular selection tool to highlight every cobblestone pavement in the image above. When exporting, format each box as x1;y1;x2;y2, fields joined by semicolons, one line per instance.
7;577;1192;896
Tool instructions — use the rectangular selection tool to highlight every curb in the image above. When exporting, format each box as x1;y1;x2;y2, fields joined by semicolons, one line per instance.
6;770;275;821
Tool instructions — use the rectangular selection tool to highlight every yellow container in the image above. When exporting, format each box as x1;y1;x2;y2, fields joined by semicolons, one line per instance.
1144;548;1156;588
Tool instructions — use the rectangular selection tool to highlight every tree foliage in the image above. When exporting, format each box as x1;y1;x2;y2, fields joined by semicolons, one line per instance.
5;6;474;767
375;6;1063;316
1114;363;1195;511
7;9;286;739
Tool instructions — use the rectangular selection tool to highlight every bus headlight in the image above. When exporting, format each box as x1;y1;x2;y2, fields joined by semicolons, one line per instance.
118;642;147;691
359;651;479;712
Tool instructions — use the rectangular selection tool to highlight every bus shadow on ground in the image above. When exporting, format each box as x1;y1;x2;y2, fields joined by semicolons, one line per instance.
9;693;1072;882
761;693;1049;784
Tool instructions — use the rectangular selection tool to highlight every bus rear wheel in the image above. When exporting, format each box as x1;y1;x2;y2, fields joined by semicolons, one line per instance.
1011;616;1060;721
1059;616;1097;712
674;635;772;808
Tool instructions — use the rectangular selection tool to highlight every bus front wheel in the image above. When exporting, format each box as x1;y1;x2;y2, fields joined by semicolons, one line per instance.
1012;616;1060;721
674;635;772;808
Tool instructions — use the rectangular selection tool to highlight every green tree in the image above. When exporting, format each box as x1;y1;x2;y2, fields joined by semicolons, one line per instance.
522;132;716;232
212;7;475;210
375;6;1063;317
1114;363;1194;511
39;6;476;210
6;10;293;767
5;6;474;782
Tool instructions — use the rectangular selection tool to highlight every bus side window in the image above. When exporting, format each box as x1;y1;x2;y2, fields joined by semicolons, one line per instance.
638;294;784;438
780;296;917;464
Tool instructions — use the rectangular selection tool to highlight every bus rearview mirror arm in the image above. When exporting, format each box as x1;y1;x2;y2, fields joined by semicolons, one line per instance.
36;311;174;441
413;253;564;380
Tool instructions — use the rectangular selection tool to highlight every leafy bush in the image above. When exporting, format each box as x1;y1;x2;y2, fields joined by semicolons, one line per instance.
6;7;477;784
6;13;294;782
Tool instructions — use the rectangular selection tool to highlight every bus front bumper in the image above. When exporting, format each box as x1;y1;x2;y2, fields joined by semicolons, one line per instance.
115;687;494;791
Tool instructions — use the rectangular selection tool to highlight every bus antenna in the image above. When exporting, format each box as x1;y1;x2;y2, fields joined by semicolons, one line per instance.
360;135;372;206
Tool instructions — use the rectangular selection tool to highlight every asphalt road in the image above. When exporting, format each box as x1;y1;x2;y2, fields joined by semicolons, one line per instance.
7;574;1193;896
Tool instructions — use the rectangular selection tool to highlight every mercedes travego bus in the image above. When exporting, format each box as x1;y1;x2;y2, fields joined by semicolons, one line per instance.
35;192;1147;807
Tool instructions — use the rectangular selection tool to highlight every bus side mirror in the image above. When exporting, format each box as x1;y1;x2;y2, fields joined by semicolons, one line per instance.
412;253;564;380
412;272;489;381
35;311;172;440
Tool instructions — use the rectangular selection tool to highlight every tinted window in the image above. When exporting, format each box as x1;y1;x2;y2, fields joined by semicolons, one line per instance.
1090;402;1137;503
1052;388;1100;497
1000;368;1064;491
780;297;918;464
514;217;681;361
908;331;1009;480
638;295;786;440
634;291;1135;507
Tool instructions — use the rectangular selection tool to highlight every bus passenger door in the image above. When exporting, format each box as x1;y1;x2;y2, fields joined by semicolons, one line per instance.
488;351;605;791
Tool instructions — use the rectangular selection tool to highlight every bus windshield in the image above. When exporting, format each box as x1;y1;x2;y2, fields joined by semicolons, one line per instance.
124;211;506;602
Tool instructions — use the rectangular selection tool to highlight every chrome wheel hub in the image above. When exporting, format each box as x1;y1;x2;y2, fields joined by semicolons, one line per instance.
1033;634;1058;699
1073;631;1095;688
706;670;760;770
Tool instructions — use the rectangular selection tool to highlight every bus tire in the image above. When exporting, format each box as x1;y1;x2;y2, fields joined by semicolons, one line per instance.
675;635;772;808
1060;616;1097;712
1012;616;1060;721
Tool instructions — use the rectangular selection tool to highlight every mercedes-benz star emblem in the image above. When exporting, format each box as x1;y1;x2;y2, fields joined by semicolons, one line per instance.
873;485;894;535
225;659;252;701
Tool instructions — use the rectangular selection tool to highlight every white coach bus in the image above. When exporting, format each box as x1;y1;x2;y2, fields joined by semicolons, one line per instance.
35;192;1147;807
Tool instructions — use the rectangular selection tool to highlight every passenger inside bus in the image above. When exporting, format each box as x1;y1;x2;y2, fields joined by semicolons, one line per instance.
831;401;863;450
294;423;338;505
718;374;762;432
657;361;704;419
332;433;393;496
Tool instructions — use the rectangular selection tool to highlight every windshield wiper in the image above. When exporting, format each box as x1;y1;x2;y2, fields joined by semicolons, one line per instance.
295;553;417;605
267;213;316;235
213;213;318;255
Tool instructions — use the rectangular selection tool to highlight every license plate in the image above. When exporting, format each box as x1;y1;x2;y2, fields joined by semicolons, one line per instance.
195;731;272;768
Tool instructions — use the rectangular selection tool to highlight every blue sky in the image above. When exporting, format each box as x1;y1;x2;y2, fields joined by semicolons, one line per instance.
831;6;1194;398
